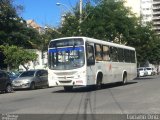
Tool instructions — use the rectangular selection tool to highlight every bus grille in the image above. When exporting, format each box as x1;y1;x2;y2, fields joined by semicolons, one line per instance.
55;71;77;76
58;76;74;79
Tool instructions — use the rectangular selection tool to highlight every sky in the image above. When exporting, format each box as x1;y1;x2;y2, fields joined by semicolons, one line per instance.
14;0;79;27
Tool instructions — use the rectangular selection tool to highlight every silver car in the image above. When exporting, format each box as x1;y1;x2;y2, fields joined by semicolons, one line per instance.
12;69;48;90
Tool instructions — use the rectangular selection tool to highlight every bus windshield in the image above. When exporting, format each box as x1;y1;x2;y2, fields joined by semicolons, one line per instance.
48;38;85;70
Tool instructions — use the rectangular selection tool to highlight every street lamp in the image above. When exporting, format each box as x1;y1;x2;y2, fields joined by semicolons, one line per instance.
56;1;83;34
56;3;73;13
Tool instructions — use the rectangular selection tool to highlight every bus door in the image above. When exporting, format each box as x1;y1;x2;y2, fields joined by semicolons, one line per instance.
86;43;96;85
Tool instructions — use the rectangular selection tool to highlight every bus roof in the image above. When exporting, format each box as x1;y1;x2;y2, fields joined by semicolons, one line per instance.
50;36;135;50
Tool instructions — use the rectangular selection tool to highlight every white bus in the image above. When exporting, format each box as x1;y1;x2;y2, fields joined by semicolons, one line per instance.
48;37;137;91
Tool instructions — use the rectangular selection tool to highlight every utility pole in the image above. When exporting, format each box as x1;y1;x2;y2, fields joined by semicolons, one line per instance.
79;0;83;24
79;0;83;34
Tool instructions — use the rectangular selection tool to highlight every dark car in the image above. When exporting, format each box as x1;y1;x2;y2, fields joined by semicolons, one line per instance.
12;69;48;90
7;71;23;80
0;70;13;93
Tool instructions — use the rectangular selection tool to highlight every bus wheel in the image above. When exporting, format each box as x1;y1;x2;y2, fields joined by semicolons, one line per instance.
96;81;101;90
122;73;127;85
64;86;73;92
95;73;103;90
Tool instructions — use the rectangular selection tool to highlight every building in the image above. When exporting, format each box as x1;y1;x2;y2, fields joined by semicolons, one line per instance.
26;20;45;34
140;0;160;34
19;49;47;71
124;0;141;17
125;0;160;34
140;0;153;26
152;0;160;34
124;0;159;70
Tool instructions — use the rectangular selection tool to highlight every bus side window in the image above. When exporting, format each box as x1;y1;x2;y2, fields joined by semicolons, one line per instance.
130;50;136;63
118;48;124;62
102;45;110;61
95;44;102;61
87;45;95;66
110;47;118;62
124;49;130;63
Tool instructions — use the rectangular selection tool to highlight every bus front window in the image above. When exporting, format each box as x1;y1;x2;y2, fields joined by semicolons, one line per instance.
48;39;85;70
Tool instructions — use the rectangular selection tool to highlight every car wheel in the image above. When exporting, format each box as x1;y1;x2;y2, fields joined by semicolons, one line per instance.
5;84;13;93
30;82;35;90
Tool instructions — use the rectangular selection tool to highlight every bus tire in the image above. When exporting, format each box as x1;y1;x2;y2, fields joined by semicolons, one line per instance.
122;73;127;85
95;73;103;90
64;86;73;92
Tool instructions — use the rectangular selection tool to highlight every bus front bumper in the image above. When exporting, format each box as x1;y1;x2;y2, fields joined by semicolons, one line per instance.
48;78;86;87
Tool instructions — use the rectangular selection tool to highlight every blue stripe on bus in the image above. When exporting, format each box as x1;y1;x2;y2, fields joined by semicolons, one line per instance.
49;47;84;53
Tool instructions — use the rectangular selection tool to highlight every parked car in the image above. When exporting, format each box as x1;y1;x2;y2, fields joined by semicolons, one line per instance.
0;70;13;93
12;69;48;90
152;68;157;75
137;67;148;77
146;67;154;76
7;71;19;80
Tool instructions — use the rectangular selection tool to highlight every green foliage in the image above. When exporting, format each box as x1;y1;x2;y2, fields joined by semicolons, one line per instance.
59;13;80;37
0;0;41;49
0;0;160;68
59;0;138;43
58;0;160;65
147;36;160;65
126;23;160;66
40;27;62;51
0;45;38;71
24;27;42;49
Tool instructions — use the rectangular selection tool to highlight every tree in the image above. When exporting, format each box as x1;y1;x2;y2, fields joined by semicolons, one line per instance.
0;45;38;71
0;0;42;69
57;12;80;37
147;35;160;72
59;0;138;43
58;0;160;66
0;0;41;48
125;21;160;67
39;27;62;51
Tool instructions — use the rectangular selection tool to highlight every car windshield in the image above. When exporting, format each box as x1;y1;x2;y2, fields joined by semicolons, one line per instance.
138;68;143;71
138;68;146;71
48;38;85;70
19;71;35;77
146;68;152;70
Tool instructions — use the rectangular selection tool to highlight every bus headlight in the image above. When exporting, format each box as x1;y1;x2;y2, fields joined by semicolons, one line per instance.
74;75;80;79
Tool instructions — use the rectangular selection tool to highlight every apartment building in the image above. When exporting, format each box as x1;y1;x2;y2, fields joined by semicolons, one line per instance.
152;0;160;34
140;0;160;34
140;0;153;26
125;0;160;34
124;0;141;17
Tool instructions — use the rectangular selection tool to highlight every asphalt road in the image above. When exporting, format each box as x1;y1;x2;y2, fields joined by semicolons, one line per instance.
0;75;160;119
